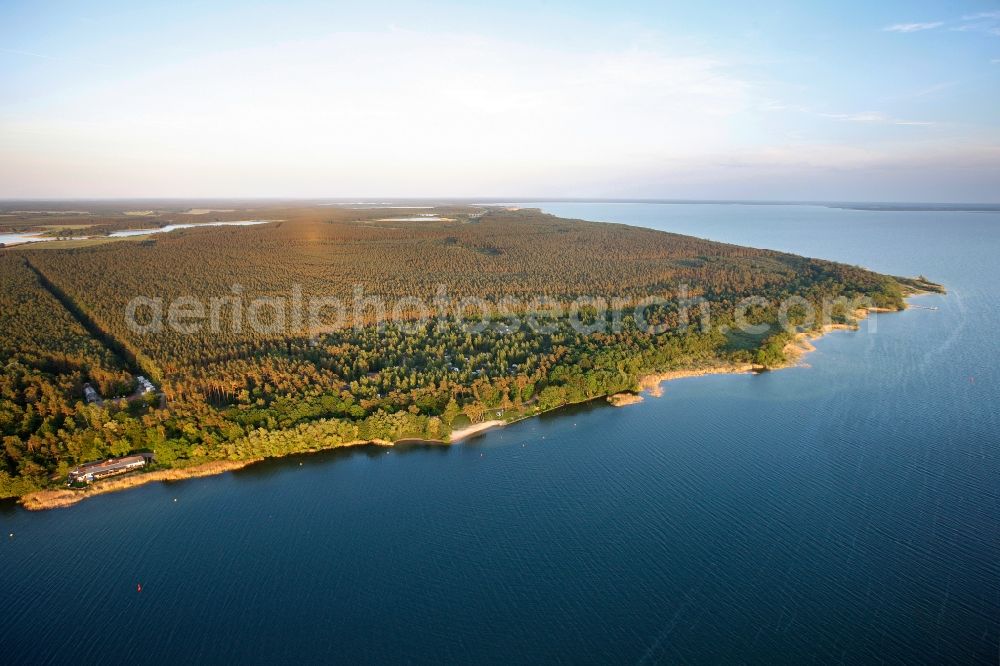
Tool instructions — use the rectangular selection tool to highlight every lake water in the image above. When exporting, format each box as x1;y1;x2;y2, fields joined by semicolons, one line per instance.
0;221;270;245
0;232;55;246
108;220;271;237
2;203;998;664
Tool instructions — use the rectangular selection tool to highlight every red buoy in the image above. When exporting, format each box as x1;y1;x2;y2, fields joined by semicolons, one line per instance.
137;583;142;593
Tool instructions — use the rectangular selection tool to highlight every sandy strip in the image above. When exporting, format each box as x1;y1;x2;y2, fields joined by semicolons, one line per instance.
448;420;505;442
20;459;262;511
638;364;758;397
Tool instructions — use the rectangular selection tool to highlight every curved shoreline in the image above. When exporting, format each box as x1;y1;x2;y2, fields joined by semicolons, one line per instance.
780;304;897;366
18;294;937;512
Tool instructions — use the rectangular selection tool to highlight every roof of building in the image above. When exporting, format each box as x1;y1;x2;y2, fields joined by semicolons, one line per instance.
71;454;150;474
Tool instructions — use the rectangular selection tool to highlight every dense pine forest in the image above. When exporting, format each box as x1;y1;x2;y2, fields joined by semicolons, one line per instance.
0;204;939;498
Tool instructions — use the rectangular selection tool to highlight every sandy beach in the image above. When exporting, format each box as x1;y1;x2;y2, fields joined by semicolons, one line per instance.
448;420;505;441
20;459;262;511
638;363;758;397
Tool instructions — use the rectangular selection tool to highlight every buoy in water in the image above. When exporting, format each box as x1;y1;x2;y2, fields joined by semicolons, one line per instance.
137;583;142;593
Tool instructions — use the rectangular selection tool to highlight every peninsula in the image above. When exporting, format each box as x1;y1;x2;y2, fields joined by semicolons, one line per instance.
0;202;943;508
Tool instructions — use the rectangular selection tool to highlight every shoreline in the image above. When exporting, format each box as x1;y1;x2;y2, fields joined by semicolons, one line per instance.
608;392;645;407
637;363;759;397
780;303;906;366
19;437;445;511
20;459;262;511
17;292;938;512
449;420;506;441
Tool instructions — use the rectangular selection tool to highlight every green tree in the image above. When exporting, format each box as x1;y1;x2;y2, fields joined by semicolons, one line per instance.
442;398;460;426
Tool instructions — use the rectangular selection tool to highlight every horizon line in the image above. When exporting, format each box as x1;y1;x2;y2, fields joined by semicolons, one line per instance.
1;197;999;207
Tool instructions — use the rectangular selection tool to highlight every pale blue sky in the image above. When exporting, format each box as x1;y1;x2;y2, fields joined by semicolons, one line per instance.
1;0;998;201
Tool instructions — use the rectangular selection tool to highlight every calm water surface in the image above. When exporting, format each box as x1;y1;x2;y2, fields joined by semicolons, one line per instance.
107;220;270;237
1;221;269;245
2;203;998;664
0;232;55;246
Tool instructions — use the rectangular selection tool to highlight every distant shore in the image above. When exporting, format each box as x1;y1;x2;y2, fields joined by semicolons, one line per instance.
18;292;939;512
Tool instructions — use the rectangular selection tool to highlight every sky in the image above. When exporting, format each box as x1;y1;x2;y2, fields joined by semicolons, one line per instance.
1;0;999;202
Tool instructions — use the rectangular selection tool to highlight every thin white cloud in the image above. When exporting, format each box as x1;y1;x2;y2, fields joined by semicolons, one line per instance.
963;11;1000;20
951;22;1000;35
910;81;957;98
0;47;59;61
759;100;810;113
884;11;1000;36
883;22;943;33
763;103;935;127
820;111;934;126
950;10;1000;35
0;47;110;69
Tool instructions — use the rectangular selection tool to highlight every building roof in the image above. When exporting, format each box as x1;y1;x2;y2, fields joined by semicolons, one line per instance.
71;454;149;474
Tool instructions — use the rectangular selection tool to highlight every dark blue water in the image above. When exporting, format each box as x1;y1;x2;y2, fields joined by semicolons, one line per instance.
2;203;998;664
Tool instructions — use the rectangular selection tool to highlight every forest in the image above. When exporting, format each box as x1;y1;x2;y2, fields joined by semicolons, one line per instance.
0;204;940;498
